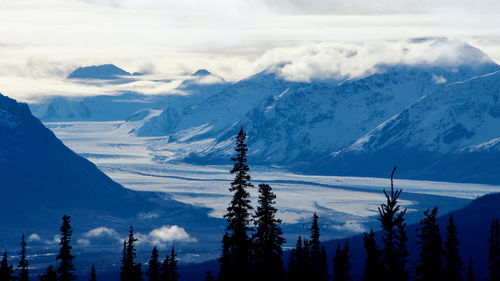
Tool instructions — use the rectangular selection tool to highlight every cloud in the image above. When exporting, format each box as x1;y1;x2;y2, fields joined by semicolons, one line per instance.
83;226;121;238
76;225;196;247
27;233;41;242
77;226;122;246
137;225;197;247
1;0;500;100
256;38;492;82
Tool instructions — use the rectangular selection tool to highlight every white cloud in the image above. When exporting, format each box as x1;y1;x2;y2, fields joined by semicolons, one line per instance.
27;233;41;242
1;0;500;100
83;226;121;238
76;225;195;247
137;225;197;247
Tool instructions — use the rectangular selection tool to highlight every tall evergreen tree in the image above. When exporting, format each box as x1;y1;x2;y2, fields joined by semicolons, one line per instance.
160;254;169;281
121;227;142;281
146;247;160;281
378;167;409;281
39;265;57;281
416;207;443;281
363;230;382;281
218;127;253;281
56;215;77;281
160;246;178;281
309;213;329;281
332;242;352;281
203;271;215;281
0;251;13;281
489;218;500;281
167;247;178;281
89;264;97;281
287;236;308;281
443;215;463;281
18;234;29;281
252;183;285;281
466;257;475;281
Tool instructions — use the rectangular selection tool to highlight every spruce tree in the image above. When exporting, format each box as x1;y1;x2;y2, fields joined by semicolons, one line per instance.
489;218;500;281
147;247;160;281
57;215;77;281
18;234;29;281
121;226;142;281
39;265;57;281
287;236;308;281
332;242;352;281
160;254;170;281
204;271;215;281
363;230;382;281
252;183;285;281
378;167;409;281
309;213;328;281
443;215;463;281
218;127;253;281
167;247;178;281
286;244;298;281
0;251;13;281
466;257;475;281
416;207;443;281
90;264;97;281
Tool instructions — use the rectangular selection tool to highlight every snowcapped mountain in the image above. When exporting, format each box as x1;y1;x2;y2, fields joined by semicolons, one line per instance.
0;93;152;222
29;67;227;122
324;70;500;183
0;93;217;245
67;64;132;80
135;69;303;138
133;40;500;180
28;39;500;183
29;92;172;121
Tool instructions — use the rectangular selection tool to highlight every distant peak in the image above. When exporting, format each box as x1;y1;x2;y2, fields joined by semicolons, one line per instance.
192;69;211;76
67;64;131;80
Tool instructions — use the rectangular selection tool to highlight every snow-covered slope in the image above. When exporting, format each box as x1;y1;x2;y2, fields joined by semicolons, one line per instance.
324;70;500;182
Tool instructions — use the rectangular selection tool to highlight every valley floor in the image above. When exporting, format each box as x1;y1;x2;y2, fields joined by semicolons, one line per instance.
45;121;500;259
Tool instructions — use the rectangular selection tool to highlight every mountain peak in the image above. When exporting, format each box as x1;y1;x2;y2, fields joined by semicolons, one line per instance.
67;64;131;80
192;69;211;76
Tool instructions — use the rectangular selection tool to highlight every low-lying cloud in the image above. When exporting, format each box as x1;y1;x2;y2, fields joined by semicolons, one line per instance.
77;225;196;247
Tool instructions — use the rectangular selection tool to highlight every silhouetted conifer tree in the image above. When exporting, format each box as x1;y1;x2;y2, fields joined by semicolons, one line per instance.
466;257;475;281
89;264;97;281
218;127;253;281
147;247;160;281
378;167;409;281
167;247;178;281
18;234;29;281
0;251;13;281
363;230;382;281
160;246;178;281
309;213;329;281
121;227;142;281
252;183;285;281
39;265;57;281
489;218;500;281
286;244;298;281
333;242;352;281
443;215;463;281
320;246;328;281
287;236;309;281
57;215;77;281
416;207;443;281
203;271;214;281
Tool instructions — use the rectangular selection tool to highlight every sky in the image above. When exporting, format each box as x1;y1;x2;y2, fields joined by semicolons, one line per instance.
2;0;500;100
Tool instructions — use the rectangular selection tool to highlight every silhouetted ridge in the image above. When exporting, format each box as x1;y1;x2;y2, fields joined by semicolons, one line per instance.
67;64;131;79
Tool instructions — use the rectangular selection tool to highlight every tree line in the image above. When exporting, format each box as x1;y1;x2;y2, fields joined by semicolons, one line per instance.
0;127;498;281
